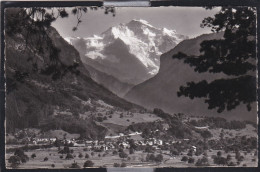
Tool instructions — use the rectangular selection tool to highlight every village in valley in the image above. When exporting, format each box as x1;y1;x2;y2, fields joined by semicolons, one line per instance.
6;107;258;168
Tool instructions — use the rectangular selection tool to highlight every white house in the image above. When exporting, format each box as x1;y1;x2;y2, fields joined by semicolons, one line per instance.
128;132;142;136
194;126;209;130
191;146;197;152
156;139;163;145
105;135;120;139
73;143;85;147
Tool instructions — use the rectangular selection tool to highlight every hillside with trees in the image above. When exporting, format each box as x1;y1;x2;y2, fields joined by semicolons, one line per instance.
5;8;141;139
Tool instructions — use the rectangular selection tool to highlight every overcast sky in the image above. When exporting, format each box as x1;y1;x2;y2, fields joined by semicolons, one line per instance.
52;7;220;39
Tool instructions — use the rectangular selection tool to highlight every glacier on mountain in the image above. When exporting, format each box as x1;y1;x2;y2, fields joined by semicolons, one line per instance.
65;19;188;84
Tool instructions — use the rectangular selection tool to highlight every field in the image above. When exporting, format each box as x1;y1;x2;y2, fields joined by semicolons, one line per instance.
78;99;162;135
6;146;258;168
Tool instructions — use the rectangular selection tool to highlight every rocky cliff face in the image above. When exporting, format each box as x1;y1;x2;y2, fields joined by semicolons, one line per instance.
83;64;134;97
125;32;257;121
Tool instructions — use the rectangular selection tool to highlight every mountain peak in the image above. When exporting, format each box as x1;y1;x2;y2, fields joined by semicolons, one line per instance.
66;19;188;84
128;19;154;28
132;19;150;24
162;27;177;36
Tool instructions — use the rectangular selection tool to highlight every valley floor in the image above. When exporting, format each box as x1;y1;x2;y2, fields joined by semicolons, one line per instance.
5;146;258;168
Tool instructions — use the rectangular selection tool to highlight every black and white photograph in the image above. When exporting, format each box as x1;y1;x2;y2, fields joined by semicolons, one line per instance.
2;2;258;169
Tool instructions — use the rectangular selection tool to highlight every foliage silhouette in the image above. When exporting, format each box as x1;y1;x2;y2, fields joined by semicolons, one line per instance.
173;7;256;113
5;7;115;92
8;155;21;168
83;160;94;167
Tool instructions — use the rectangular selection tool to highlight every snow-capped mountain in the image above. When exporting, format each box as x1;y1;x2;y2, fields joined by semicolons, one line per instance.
65;19;188;85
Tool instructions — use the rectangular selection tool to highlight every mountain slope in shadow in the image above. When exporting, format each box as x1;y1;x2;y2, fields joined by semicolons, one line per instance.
125;32;257;121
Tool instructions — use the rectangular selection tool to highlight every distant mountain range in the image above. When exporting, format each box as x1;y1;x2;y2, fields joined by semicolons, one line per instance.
65;19;188;96
125;32;257;121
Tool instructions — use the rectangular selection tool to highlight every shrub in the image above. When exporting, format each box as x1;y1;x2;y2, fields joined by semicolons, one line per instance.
200;130;213;139
203;151;208;156
8;155;21;168
187;149;193;157
170;149;179;156
228;161;236;166
96;116;103;122
188;157;195;163
195;156;209;166
195;148;203;156
31;153;36;159
119;151;128;159
226;154;232;161
59;146;70;154
78;153;83;158
181;156;188;162
85;153;89;159
66;153;73;160
237;156;244;162
145;145;154;153
235;151;244;162
211;155;217;159
121;162;127;167
254;150;257;156
43;157;48;161
54;139;61;147
155;154;163;162
217;151;222;157
214;156;227;165
51;164;55;168
83;160;94;167
113;150;118;155
113;163;120;167
14;149;29;163
70;162;80;168
129;148;134;154
60;155;63;159
146;154;155;162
